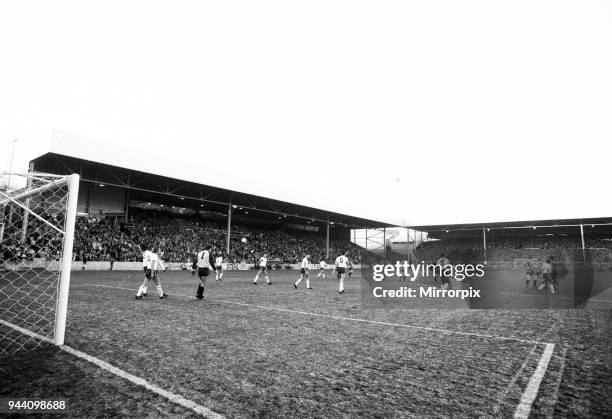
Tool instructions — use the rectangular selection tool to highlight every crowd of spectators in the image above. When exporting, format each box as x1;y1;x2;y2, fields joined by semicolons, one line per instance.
1;217;64;263
70;210;369;265
415;235;612;265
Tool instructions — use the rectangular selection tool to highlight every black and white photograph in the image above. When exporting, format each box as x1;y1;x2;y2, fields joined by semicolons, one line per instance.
1;1;611;417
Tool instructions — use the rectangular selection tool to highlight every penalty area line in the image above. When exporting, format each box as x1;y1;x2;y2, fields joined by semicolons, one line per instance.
513;343;555;419
89;283;548;345
494;344;537;415
0;319;224;419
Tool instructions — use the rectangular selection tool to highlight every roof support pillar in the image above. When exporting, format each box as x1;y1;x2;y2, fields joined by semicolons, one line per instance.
125;174;131;222
125;189;130;222
226;199;232;255
482;227;487;264
418;229;422;260
326;219;330;260
407;229;412;260
580;223;585;262
383;227;386;260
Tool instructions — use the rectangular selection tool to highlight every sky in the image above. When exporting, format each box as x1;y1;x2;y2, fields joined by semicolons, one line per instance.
1;1;610;226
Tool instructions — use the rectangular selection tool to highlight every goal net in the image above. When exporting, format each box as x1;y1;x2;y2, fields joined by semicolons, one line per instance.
513;258;539;270
0;172;79;354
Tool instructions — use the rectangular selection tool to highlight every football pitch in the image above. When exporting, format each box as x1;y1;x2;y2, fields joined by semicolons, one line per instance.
1;269;611;418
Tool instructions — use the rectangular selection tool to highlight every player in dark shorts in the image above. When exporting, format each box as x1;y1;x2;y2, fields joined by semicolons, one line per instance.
550;256;559;293
525;260;537;288
196;244;215;300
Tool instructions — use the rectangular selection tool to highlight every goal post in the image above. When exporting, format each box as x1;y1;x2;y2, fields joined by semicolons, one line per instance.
0;172;80;353
55;173;79;345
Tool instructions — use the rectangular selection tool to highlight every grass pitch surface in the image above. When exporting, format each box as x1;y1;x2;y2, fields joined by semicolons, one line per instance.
1;268;611;417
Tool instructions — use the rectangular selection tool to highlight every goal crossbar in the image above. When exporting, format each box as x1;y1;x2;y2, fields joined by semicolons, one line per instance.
0;176;71;206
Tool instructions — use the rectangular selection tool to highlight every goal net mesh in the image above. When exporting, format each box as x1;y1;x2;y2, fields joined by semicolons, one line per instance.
513;258;540;270
0;172;77;354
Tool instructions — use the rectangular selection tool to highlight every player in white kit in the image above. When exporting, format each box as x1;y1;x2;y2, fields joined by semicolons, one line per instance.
253;253;272;285
139;246;152;297
215;254;224;281
294;254;312;289
317;260;327;280
334;251;349;294
136;247;168;299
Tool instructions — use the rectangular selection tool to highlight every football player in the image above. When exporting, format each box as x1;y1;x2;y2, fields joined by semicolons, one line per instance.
136;245;152;298
294;254;312;289
215;253;224;281
196;244;215;300
334;251;349;294
317;259;327;280
253;253;272;285
136;247;168;299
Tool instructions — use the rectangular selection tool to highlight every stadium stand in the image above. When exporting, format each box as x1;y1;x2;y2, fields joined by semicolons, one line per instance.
69;209;369;266
4;209;610;270
415;235;612;266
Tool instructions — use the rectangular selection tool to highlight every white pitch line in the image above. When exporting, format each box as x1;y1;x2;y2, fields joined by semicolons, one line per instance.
548;346;568;413
89;283;546;345
514;343;555;419
0;319;224;419
494;344;537;415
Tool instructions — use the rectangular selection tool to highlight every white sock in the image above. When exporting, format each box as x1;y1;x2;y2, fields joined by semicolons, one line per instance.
266;276;270;283
136;285;144;297
306;279;310;288
295;277;303;286
156;285;163;297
